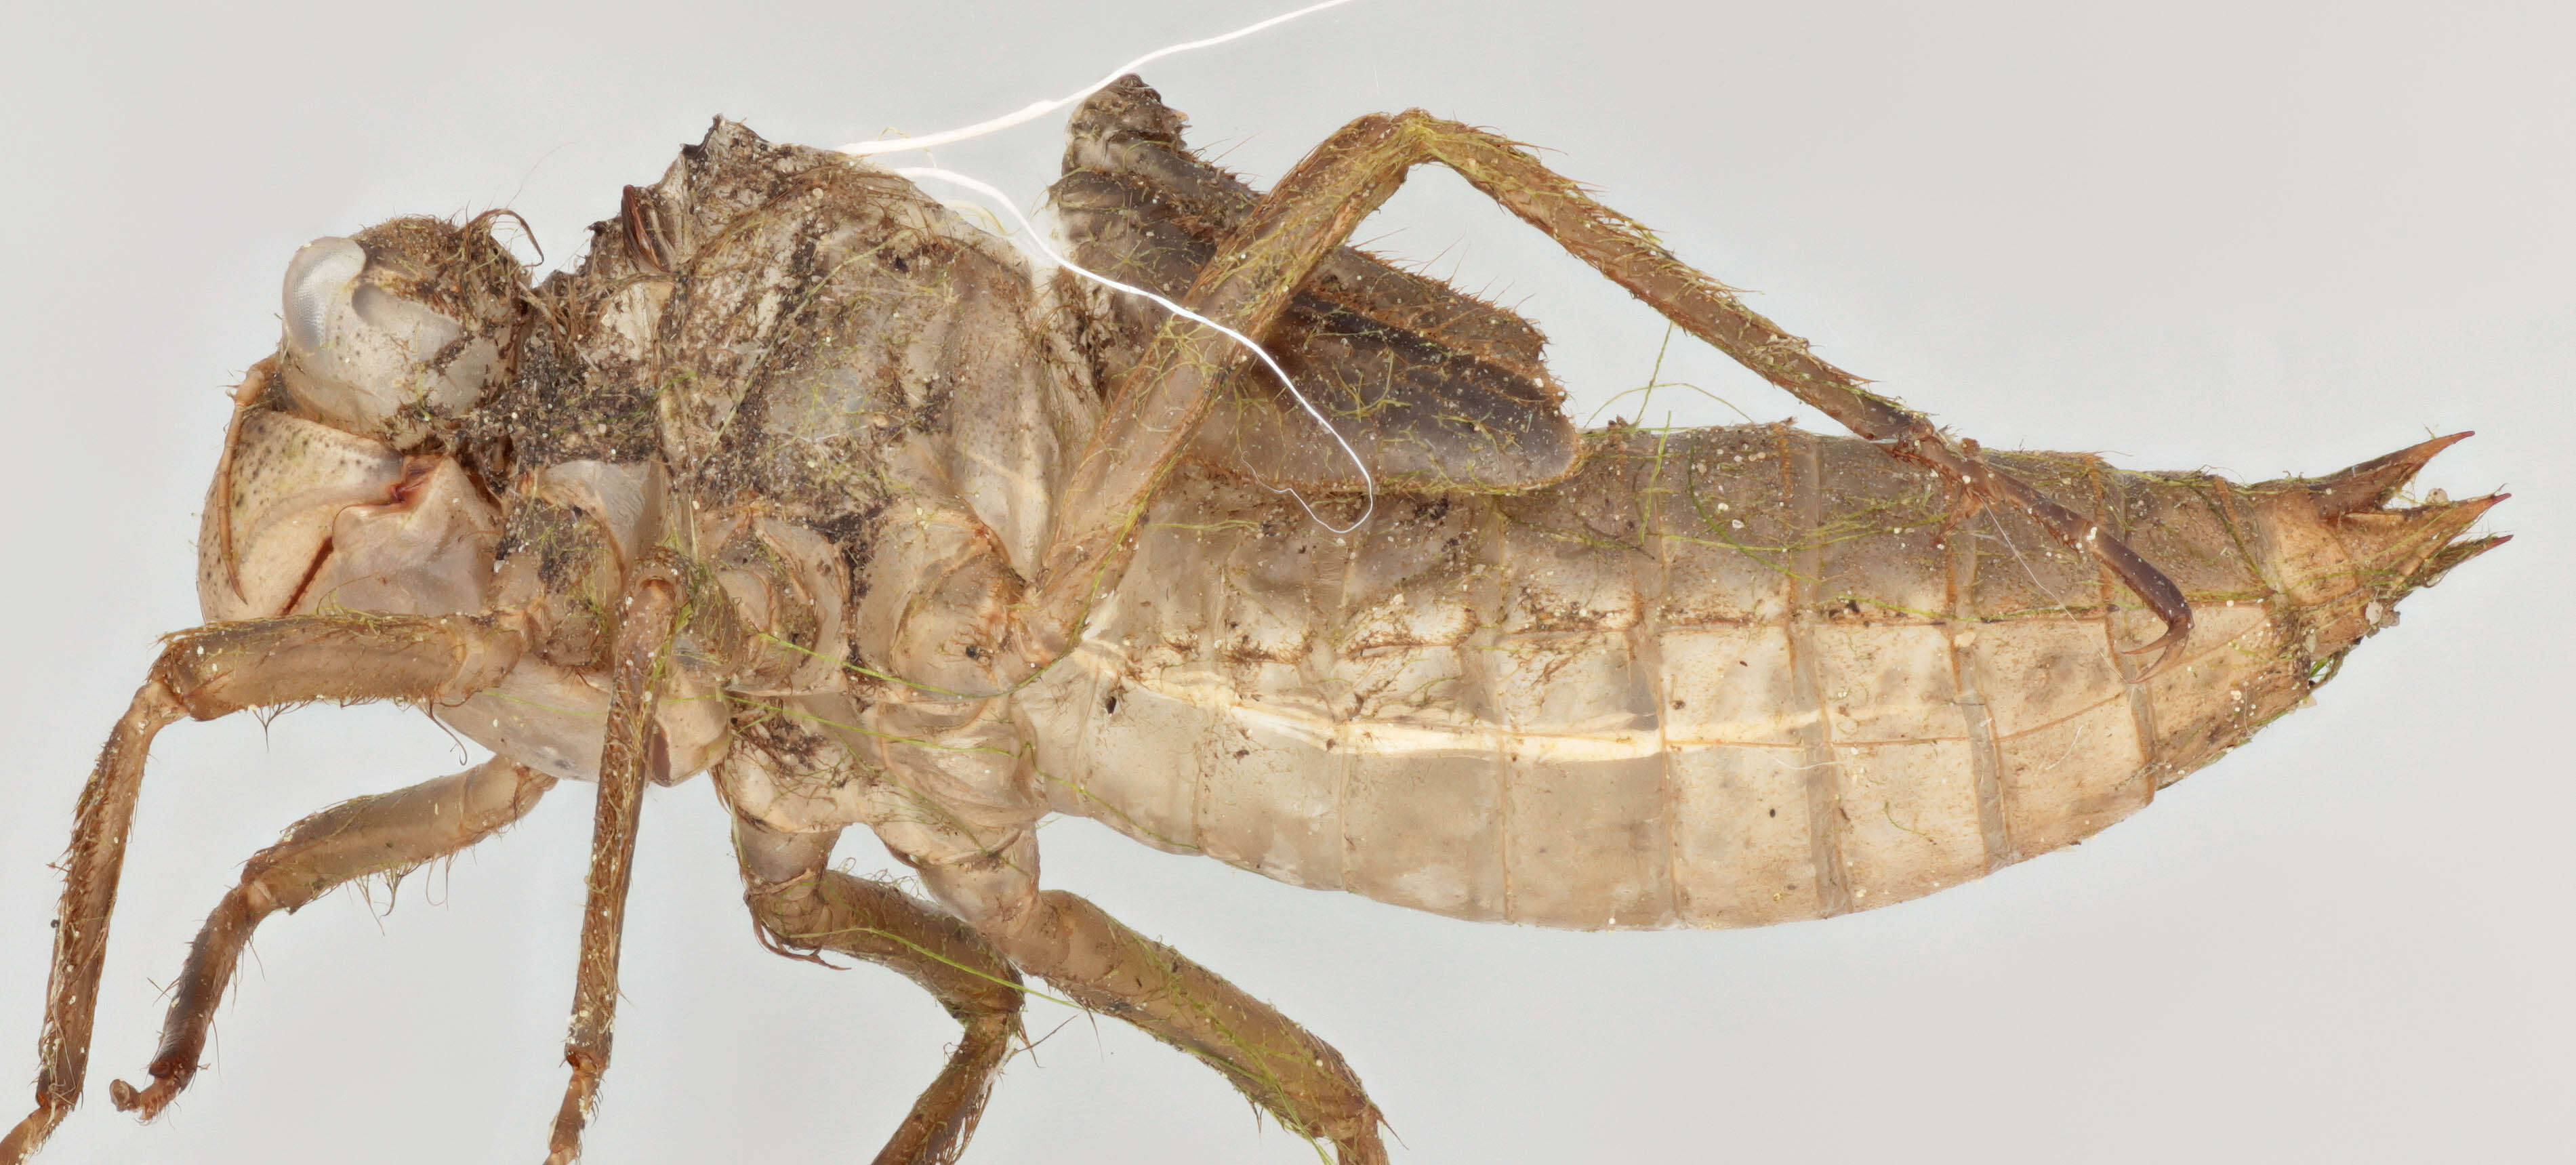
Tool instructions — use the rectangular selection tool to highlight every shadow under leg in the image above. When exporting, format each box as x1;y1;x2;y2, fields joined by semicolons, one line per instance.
734;818;1025;1165
106;757;556;1118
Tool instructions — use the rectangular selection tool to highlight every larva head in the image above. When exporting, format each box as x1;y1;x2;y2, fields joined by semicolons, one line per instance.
198;217;527;623
276;217;523;445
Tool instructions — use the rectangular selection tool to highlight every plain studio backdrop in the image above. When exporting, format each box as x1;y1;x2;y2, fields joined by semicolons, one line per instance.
1;2;2564;1162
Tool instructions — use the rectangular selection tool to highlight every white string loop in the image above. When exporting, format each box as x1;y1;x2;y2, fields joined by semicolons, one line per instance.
835;0;1364;158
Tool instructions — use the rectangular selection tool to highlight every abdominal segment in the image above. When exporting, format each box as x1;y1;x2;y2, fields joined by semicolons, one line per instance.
1020;424;2331;930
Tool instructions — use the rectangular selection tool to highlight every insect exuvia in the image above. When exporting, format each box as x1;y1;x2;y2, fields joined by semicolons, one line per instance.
3;5;2540;1163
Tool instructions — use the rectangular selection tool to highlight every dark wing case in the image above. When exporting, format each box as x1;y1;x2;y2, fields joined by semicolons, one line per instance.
1051;76;1580;493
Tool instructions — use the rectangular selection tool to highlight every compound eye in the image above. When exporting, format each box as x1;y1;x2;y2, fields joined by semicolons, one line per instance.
278;234;498;444
283;237;367;356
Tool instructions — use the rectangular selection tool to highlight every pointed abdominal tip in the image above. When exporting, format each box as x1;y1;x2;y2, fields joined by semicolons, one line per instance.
2334;487;2510;596
2419;531;2511;587
2304;430;2474;518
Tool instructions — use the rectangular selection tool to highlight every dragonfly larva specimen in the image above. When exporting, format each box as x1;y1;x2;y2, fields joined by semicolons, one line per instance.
0;11;2535;1165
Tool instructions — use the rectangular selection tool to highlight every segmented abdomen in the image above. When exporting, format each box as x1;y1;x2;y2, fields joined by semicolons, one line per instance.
1019;424;2323;929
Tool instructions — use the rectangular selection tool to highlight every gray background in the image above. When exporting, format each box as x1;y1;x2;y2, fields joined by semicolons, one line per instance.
2;1;2565;1161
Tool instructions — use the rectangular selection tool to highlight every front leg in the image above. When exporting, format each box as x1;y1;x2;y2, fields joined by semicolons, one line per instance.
1031;97;2191;671
1;613;523;1164
914;835;1386;1165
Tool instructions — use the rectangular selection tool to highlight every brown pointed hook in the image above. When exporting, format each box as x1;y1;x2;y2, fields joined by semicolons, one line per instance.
1925;446;2195;680
2418;531;2512;584
2308;431;2473;518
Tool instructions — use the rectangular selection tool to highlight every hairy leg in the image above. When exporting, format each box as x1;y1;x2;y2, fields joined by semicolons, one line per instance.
104;758;556;1118
1031;102;2190;672
734;819;1025;1165
1;613;523;1164
917;836;1386;1165
545;550;682;1165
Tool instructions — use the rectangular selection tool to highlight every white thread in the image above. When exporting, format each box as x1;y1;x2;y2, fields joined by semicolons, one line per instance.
828;0;1383;530
835;0;1366;158
893;166;1377;533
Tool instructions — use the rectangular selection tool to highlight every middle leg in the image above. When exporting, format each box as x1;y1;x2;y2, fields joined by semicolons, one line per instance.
108;758;557;1118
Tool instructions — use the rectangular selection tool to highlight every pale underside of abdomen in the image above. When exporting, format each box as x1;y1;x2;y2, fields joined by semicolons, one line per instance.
1017;425;2311;930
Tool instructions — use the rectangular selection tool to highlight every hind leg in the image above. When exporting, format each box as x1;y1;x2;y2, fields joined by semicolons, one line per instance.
733;817;1026;1165
106;758;556;1118
916;835;1385;1165
1033;98;2191;672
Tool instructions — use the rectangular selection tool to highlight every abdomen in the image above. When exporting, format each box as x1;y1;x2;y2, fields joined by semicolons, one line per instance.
1017;424;2322;929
